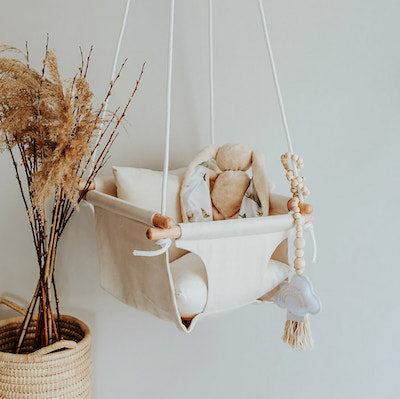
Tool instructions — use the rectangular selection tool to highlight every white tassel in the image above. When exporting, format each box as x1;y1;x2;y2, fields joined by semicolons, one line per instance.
282;314;313;350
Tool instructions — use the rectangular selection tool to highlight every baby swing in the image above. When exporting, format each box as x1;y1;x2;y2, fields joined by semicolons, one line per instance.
86;0;321;350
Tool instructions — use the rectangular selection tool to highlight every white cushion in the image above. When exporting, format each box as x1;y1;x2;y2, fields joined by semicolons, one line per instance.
112;166;186;223
170;253;289;320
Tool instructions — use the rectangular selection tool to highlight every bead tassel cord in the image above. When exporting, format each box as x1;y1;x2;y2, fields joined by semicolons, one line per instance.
281;153;310;275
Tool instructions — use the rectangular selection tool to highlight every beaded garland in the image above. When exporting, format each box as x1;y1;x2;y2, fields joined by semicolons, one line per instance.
281;152;310;275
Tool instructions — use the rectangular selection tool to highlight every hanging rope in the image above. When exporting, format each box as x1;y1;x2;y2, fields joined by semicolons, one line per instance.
135;0;175;257
257;0;294;156
257;0;317;262
209;0;215;146
90;0;131;173
161;0;176;216
108;0;131;96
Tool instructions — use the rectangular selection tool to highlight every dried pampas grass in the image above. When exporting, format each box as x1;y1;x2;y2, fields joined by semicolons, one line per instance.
0;39;144;352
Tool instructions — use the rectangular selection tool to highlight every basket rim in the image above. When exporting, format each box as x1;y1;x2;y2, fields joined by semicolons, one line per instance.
0;314;91;362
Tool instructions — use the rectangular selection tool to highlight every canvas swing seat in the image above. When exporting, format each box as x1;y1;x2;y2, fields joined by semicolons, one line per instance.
87;179;295;332
86;0;317;332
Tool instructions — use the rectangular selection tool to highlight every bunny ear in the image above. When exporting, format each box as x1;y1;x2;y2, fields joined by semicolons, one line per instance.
274;274;322;317
251;150;270;215
180;145;218;222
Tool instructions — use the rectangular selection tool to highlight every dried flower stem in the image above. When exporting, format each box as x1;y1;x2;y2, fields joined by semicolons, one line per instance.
1;42;145;352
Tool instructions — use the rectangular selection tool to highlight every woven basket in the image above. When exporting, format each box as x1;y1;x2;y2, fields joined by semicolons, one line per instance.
0;299;92;398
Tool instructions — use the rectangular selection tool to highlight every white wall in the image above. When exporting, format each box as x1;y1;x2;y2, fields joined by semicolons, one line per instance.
0;1;399;398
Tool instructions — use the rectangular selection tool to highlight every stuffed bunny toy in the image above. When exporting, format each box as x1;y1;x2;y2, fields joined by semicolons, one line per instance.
180;143;270;222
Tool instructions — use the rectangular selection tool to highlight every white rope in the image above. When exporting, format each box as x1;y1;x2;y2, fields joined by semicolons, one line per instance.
304;223;317;263
109;0;131;95
257;0;317;262
209;0;215;146
133;239;172;257
257;0;293;155
91;0;131;173
161;0;176;216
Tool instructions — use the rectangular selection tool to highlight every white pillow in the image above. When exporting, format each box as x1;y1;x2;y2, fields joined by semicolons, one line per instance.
170;254;289;320
112;166;186;223
170;253;208;320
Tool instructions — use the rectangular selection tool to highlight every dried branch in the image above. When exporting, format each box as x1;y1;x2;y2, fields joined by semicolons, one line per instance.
0;42;145;352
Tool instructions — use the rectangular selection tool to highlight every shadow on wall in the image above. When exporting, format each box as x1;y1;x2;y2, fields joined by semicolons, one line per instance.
50;203;99;332
0;202;98;336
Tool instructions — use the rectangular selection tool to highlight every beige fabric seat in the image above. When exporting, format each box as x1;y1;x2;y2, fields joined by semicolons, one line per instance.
171;252;289;320
87;177;297;332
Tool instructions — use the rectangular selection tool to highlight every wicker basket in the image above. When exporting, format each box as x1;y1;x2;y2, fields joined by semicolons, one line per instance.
0;299;92;398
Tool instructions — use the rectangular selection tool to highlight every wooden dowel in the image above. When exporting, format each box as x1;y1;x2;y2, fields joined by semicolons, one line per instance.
152;214;176;229
78;180;95;192
147;213;313;240
304;213;315;224
300;203;313;214
287;200;313;214
146;225;182;241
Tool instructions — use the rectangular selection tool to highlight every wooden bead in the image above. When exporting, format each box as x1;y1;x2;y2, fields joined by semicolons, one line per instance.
295;248;304;257
294;257;305;268
283;152;311;274
294;237;305;248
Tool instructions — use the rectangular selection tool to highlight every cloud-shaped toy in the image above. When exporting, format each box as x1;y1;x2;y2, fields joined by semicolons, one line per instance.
274;274;321;321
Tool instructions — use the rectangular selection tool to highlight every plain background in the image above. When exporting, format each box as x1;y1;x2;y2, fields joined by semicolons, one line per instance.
0;1;399;398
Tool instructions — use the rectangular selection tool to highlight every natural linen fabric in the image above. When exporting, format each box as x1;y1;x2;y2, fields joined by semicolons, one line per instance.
171;252;289;319
112;166;186;222
88;178;294;332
